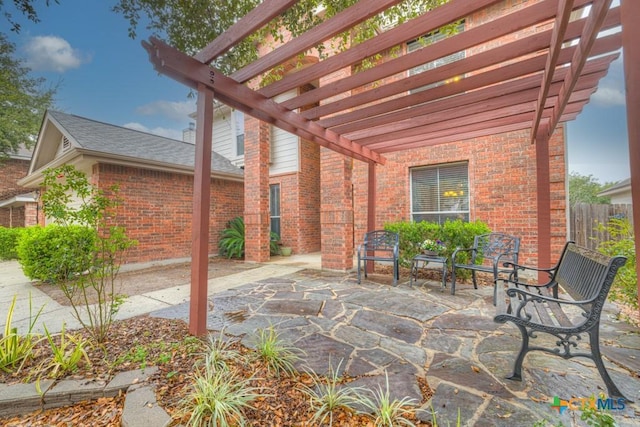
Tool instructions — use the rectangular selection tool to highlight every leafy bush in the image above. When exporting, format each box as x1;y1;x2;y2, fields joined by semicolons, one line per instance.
595;217;637;309
0;226;23;260
384;219;491;268
219;217;245;258
219;216;281;258
38;165;136;343
16;225;96;283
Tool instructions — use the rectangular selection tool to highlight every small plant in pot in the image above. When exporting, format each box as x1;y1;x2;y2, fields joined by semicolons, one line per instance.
280;246;292;256
420;239;446;256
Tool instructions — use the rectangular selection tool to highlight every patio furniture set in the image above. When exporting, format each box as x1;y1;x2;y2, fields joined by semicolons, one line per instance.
357;230;520;297
356;230;630;401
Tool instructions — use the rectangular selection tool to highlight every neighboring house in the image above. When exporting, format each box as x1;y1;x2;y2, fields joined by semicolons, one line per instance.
598;178;632;204
18;110;244;264
0;145;38;228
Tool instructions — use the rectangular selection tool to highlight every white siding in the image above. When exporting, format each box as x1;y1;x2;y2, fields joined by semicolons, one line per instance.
212;106;234;161
270;90;300;174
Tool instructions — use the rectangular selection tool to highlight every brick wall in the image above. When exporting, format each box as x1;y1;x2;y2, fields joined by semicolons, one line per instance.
94;163;244;264
269;137;321;254
0;157;31;227
352;127;567;267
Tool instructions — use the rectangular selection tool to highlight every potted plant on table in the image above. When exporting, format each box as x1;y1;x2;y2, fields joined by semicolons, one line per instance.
420;239;446;256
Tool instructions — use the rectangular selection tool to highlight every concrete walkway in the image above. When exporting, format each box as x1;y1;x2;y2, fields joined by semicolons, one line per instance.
1;258;639;425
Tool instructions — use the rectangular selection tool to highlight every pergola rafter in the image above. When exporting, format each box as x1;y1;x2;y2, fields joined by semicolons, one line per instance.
142;0;634;336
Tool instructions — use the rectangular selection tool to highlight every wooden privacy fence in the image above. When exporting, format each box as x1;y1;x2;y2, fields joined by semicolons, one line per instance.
570;203;634;249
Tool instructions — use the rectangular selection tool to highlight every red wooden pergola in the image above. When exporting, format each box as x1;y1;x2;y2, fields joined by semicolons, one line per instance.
143;0;639;336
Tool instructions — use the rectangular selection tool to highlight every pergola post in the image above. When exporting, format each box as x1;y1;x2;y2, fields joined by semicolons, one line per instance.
536;124;552;280
366;162;376;274
620;0;640;309
189;83;214;336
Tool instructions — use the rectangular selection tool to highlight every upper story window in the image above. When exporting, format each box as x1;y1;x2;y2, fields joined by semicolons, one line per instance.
407;22;465;92
411;162;469;224
234;110;245;156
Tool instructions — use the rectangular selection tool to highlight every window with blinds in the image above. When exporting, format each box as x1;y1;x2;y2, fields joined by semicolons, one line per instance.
411;162;469;224
407;22;465;92
270;184;281;238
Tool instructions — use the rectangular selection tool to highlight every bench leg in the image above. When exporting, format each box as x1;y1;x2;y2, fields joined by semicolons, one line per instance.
506;324;529;381
393;260;398;286
357;255;362;284
471;270;478;289
589;328;631;401
450;267;457;295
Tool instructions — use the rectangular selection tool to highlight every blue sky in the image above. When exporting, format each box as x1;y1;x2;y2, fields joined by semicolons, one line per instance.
6;0;631;185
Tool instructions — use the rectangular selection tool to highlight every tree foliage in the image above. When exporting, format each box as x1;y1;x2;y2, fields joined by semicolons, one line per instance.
1;0;59;32
0;33;56;159
113;0;453;75
568;171;612;205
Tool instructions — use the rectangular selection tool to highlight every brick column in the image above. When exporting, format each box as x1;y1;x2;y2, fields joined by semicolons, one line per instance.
24;202;39;226
244;117;271;262
320;148;354;270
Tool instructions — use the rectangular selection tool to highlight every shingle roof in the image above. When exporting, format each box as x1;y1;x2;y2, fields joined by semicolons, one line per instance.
48;110;243;178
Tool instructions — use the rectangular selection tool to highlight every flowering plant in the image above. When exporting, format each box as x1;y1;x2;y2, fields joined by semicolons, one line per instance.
420;239;446;253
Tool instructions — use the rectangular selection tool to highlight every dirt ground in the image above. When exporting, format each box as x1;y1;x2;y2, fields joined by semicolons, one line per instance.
35;257;260;306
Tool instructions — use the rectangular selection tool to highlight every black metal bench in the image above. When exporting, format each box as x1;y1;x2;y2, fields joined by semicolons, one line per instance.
494;241;629;400
357;230;400;286
451;232;520;300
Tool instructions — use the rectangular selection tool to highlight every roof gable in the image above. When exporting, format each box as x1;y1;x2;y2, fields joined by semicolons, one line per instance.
27;110;243;180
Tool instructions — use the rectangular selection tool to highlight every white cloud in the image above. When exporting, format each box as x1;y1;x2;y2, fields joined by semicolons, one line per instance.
123;122;182;141
24;36;88;72
592;86;626;106
135;99;197;123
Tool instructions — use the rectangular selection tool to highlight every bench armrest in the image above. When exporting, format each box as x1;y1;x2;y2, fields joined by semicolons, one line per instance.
506;285;595;308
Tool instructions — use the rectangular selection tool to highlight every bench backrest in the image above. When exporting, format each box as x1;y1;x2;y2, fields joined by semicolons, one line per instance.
362;230;399;252
556;242;627;304
473;233;520;264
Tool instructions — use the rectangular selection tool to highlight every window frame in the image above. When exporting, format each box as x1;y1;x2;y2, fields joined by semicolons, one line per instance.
410;162;470;224
269;183;281;238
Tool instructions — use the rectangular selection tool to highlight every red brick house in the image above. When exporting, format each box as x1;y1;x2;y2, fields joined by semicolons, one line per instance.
18;110;244;264
201;0;599;269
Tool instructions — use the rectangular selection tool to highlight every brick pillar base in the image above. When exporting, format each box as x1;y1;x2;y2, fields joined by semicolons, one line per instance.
320;148;354;271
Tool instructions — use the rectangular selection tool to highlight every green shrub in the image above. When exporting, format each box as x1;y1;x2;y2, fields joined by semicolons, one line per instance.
16;225;96;283
595;217;637;309
384;219;491;268
219;216;281;258
219;217;245;259
0;226;23;260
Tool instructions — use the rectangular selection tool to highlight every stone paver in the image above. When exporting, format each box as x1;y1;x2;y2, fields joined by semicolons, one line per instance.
149;269;640;426
2;260;639;426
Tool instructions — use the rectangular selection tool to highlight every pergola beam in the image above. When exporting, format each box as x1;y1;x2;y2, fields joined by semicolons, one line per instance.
531;0;574;143
318;29;621;129
258;0;503;99
143;37;385;165
231;0;405;83
346;60;611;142
370;104;582;151
194;0;298;63
284;0;591;111
305;6;620;123
541;0;614;141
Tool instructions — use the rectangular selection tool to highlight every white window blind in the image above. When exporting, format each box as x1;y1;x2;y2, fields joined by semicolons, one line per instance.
411;162;469;224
